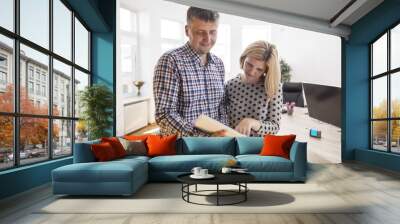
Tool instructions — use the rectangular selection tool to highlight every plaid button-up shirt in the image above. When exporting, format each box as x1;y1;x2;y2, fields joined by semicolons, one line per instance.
153;42;228;136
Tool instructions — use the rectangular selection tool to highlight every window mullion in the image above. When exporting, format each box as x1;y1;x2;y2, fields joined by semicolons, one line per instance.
48;0;54;160
388;30;391;152
71;10;76;154
13;0;21;166
370;45;373;149
0;0;89;170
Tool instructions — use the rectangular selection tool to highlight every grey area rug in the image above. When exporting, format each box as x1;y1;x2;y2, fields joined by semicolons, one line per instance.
38;183;362;214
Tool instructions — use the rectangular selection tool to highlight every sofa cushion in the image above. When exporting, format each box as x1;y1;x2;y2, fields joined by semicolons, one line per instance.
52;159;147;183
146;135;177;157
260;134;296;159
116;155;150;163
236;137;263;155
91;142;118;161
74;140;100;163
124;134;152;141
180;137;235;155
101;137;127;158
148;154;235;172
236;155;293;172
118;138;147;156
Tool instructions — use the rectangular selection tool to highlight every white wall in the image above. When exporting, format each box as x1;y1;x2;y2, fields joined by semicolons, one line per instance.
217;12;341;87
117;0;189;135
272;25;341;87
217;14;271;80
116;0;122;136
121;0;341;86
124;0;188;96
117;0;341;135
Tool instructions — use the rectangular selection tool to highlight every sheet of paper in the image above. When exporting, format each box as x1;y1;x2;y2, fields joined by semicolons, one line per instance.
194;114;245;137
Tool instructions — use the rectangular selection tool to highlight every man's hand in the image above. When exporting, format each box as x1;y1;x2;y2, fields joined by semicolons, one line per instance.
211;129;228;137
235;118;261;136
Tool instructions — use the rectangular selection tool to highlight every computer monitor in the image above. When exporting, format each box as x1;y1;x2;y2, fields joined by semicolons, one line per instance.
303;83;341;127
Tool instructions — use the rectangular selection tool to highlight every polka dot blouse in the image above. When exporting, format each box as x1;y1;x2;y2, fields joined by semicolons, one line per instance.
225;74;283;137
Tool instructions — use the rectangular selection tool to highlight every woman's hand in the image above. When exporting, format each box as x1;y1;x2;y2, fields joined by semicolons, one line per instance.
235;118;261;136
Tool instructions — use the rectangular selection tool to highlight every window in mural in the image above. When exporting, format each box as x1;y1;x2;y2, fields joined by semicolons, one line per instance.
0;0;91;170
370;24;400;154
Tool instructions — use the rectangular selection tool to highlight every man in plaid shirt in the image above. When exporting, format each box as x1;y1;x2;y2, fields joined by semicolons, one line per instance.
153;7;228;136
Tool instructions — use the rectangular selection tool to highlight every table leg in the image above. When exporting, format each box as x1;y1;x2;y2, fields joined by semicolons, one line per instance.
181;184;183;199
217;184;219;206
245;183;247;201
187;184;190;202
195;184;197;192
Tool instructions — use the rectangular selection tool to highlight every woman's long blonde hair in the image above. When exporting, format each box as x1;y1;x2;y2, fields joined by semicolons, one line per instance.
239;40;281;99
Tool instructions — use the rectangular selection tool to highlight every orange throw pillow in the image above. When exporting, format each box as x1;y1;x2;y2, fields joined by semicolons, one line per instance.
91;142;118;161
146;135;177;157
101;137;127;158
124;134;152;141
260;134;296;159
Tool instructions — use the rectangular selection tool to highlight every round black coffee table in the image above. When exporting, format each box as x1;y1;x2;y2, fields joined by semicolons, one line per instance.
177;173;255;206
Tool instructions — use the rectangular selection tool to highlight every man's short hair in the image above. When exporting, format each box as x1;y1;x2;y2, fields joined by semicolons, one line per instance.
187;7;219;24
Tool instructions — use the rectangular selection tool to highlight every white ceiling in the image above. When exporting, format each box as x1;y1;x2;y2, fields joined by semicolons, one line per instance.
224;0;352;23
166;0;384;38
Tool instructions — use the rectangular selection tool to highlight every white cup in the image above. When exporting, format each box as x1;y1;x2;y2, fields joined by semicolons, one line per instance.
221;167;232;174
200;169;208;176
191;167;202;176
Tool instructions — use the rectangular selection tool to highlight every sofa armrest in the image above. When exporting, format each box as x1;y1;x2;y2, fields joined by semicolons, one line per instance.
73;140;100;163
289;141;307;181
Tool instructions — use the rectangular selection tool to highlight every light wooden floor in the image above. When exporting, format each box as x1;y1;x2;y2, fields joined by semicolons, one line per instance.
278;107;341;164
129;123;159;136
1;162;400;224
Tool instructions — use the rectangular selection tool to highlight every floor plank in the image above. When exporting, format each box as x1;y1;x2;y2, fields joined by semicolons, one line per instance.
1;162;400;224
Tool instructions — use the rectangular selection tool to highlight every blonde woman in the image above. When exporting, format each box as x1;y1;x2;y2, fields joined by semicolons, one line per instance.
226;40;283;136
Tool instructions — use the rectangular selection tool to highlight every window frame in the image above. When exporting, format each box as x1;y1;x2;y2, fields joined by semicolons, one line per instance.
0;0;92;171
119;6;139;97
370;20;400;154
160;18;185;54
0;53;7;87
212;23;231;77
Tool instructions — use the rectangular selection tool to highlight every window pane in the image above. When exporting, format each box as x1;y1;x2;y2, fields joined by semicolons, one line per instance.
74;69;89;118
391;120;400;153
212;24;231;76
0;0;13;31
372;121;388;151
0;116;13;170
53;59;72;117
372;77;387;119
391;72;400;118
161;43;180;54
75;18;89;70
120;8;135;32
372;33;387;76
53;119;72;158
392;24;400;70
20;0;49;49
75;120;88;143
53;0;72;60
20;117;49;165
0;34;14;112
121;44;132;72
161;19;183;40
20;44;49;115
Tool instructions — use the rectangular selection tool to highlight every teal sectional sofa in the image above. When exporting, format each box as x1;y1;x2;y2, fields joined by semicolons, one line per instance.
52;137;307;196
